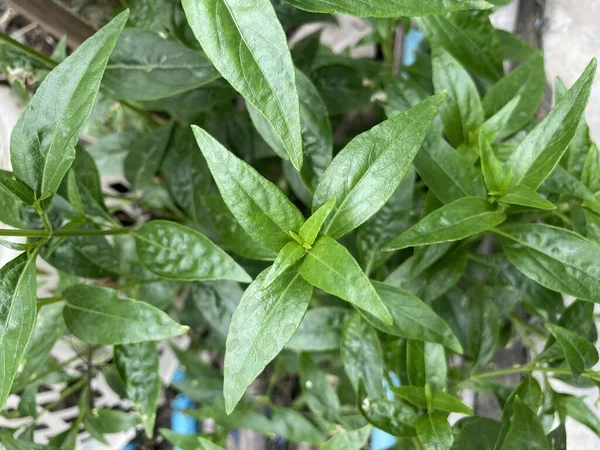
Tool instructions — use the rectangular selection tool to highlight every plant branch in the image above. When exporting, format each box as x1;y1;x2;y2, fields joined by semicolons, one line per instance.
469;364;600;381
0;227;131;238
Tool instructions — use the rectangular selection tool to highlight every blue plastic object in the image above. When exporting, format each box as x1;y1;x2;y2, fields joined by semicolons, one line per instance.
403;29;425;66
170;368;198;450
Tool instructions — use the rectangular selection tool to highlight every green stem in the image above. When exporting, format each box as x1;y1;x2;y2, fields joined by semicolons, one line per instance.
469;364;599;380
0;227;131;238
37;296;63;307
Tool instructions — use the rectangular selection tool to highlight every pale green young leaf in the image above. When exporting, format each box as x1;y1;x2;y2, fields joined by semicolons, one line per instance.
298;236;392;324
505;59;597;189
10;11;129;200
299;197;336;245
191;125;304;252
183;0;303;170
545;324;598;378
282;0;492;17
287;307;349;352
313;93;444;239
392;387;473;415
416;412;453;450
479;132;509;194
261;241;306;289
432;46;483;147
384;197;505;250
341;313;384;398
0;254;37;410
224;268;311;414
103;28;219;101
415;134;487;205
499;185;556;210
497;224;600;302
135;220;251;283
476;96;521;143
481;52;545;138
364;282;462;353
161;430;225;450
115;342;161;438
62;284;188;345
321;425;372;450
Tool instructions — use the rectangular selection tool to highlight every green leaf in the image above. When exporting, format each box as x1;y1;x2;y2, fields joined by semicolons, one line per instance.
115;342;161;438
499;185;556;210
190;281;242;342
544;324;598;377
0;170;35;205
282;0;492;17
298;236;392;324
0;253;37;409
359;391;417;437
262;241;306;288
202;195;277;261
12;302;65;391
340;313;384;398
505;58;597;189
299;353;341;414
432;46;483;147
582;144;600;192
500;397;551;450
555;394;600;438
62;284;187;345
191;125;304;252
10;11;129;200
310;63;372;115
450;417;502;450
299;197;336;246
224;268;311;414
183;0;303;170
481;52;546;138
313;93;444;239
547;424;567;450
384;197;505;250
364;282;462;353
321;425;372;450
414;134;487;205
406;340;447;391
86;409;141;434
135;220;251;283
467;295;498;367
125;121;173;191
162;128;211;225
476;96;521;143
287;307;349;352
161;430;225;450
103;28;219;101
497;224;600;302
416;12;503;81
269;407;323;444
416;412;453;450
392;387;472;415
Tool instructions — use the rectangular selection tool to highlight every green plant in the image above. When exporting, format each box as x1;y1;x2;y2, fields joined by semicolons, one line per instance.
0;0;599;448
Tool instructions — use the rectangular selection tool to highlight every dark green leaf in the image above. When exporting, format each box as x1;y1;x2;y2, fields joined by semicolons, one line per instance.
313;93;444;239
287;307;349;352
299;353;341;414
359;392;417;437
224;268;311;413
10;11;129;200
498;224;600;302
87;409;141;434
183;0;303;169
467;295;498;367
0;253;37;409
321;425;371;450
406;340;447;391
63;284;187;345
481;53;546;138
0;170;35;205
545;324;598;377
161;430;225;449
282;0;491;17
450;417;501;450
392;386;472;415
416;412;453;450
499;397;550;450
340;313;384;398
135;220;251;282
432;46;483;147
190;281;242;342
505;59;596;189
192;125;304;252
384;197;505;250
555;394;600;438
310;64;372;115
364;282;462;353
298;236;392;324
103;28;219;101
